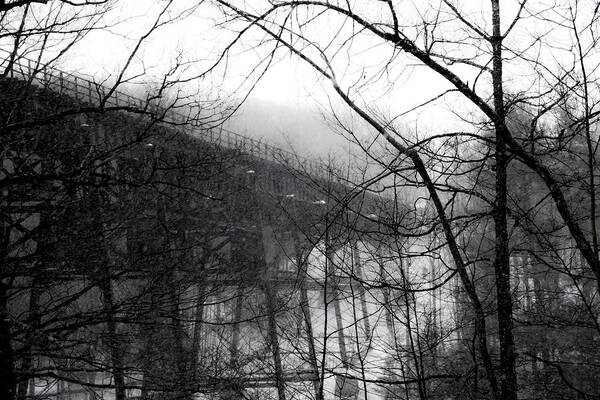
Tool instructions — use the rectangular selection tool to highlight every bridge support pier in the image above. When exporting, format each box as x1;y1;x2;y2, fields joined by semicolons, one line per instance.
326;242;349;369
296;239;323;400
263;281;287;400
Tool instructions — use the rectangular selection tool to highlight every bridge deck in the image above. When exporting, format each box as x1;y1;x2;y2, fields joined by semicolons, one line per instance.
1;49;324;177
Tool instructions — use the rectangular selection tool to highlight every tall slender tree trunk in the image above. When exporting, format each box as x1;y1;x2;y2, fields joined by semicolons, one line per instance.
571;9;600;295
490;1;517;399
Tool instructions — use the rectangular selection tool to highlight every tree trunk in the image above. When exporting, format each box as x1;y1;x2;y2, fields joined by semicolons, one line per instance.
490;1;517;399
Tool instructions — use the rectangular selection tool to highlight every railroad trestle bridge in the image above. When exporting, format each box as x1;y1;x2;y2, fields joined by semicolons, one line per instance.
1;53;431;400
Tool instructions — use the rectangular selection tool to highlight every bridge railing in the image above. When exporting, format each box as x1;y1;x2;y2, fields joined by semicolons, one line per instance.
0;50;325;179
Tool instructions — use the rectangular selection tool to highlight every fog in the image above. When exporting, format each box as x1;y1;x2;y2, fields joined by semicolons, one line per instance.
224;98;351;160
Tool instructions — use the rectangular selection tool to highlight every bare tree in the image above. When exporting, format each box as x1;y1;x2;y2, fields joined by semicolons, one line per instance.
0;2;241;400
207;1;600;398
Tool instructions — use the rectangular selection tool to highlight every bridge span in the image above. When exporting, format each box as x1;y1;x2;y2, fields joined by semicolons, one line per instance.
1;54;453;400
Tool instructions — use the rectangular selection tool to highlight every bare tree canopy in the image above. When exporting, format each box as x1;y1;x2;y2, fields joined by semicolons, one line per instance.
3;1;600;400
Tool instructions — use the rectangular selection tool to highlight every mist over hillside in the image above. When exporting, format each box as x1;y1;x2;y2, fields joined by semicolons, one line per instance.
224;99;351;160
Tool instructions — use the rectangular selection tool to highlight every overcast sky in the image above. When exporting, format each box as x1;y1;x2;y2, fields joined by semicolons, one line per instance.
47;0;464;160
4;0;593;163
